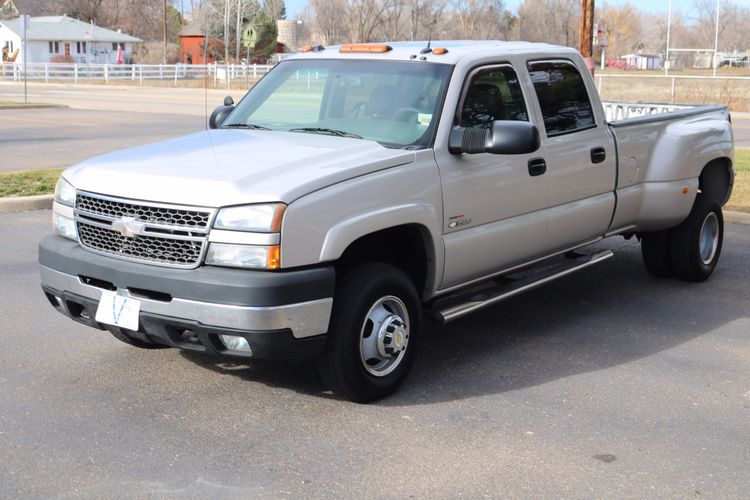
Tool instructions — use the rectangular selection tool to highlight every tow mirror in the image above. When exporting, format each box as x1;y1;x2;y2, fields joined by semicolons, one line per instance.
449;121;540;155
209;96;235;129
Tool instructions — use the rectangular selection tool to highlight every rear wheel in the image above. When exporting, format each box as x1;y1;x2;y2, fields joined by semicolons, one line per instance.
317;263;420;403
669;194;723;282
641;229;674;278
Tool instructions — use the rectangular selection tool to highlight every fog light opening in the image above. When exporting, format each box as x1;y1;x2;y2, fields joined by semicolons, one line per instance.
219;334;252;353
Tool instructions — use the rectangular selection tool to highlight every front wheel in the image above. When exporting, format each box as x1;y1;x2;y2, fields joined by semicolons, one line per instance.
317;263;420;403
669;194;724;282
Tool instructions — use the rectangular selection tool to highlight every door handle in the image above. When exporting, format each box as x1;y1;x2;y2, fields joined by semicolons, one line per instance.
591;147;606;164
528;158;546;177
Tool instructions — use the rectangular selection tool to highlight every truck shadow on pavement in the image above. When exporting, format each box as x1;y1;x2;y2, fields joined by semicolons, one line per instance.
180;234;749;405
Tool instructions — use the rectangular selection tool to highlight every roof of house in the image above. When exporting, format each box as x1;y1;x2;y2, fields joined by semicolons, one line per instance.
179;20;205;37
622;53;661;59
0;15;141;42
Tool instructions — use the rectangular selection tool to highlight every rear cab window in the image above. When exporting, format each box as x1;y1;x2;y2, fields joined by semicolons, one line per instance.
526;60;595;136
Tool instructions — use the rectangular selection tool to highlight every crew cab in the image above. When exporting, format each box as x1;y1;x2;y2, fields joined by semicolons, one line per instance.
40;41;734;402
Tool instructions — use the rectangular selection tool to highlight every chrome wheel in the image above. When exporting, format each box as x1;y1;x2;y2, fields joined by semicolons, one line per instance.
359;295;410;377
699;212;719;265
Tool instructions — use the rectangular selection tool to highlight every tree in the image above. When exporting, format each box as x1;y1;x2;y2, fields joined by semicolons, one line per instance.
517;0;579;47
596;2;643;59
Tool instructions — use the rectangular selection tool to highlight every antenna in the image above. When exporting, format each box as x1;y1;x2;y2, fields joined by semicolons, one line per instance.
420;15;438;54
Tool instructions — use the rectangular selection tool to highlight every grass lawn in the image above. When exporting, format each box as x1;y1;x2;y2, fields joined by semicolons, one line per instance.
0;168;64;197
726;148;750;213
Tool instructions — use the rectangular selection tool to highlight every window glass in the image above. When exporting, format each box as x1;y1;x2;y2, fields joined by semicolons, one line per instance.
460;66;528;128
527;61;595;136
223;59;451;148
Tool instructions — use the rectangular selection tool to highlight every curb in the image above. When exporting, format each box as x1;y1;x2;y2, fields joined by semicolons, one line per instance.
1;194;749;225
0;194;53;212
0;104;68;110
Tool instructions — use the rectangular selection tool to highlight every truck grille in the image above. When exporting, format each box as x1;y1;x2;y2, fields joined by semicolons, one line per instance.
76;194;210;229
74;192;214;269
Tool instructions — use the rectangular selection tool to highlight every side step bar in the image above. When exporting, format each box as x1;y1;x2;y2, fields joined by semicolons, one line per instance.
434;250;613;324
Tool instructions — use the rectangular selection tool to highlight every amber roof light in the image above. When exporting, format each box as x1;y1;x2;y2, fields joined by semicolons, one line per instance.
339;44;393;53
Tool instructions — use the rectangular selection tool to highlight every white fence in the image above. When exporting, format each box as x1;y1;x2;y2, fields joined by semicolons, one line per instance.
0;62;273;86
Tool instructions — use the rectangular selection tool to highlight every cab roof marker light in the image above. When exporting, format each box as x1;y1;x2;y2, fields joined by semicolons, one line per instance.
432;47;449;55
300;45;325;53
339;44;393;54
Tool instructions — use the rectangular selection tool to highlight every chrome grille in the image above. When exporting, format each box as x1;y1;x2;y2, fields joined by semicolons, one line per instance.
76;193;210;229
78;224;204;266
74;192;214;269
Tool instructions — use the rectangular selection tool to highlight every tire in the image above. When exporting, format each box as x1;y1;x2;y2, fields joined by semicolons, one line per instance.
317;263;421;403
641;229;674;278
105;326;168;349
669;194;724;282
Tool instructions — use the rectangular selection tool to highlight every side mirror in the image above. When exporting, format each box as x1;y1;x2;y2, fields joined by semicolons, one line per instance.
209;104;233;129
449;121;540;155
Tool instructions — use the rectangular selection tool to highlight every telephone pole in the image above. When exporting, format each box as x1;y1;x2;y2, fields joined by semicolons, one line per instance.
579;0;595;58
163;0;168;64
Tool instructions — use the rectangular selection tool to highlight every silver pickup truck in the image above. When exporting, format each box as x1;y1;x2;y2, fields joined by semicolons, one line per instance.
40;41;735;402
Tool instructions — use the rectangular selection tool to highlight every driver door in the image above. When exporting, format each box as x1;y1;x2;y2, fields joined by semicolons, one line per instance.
435;64;549;289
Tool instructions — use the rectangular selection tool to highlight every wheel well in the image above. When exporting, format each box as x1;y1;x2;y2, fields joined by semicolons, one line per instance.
699;158;732;205
336;225;432;295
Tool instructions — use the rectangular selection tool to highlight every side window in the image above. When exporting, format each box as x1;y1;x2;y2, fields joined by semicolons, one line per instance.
527;61;595;136
460;66;528;128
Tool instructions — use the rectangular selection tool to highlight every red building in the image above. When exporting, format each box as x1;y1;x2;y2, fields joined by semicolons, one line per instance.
178;21;219;64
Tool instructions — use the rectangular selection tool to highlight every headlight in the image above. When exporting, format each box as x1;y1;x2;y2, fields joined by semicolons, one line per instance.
54;177;76;207
205;243;280;269
213;203;285;232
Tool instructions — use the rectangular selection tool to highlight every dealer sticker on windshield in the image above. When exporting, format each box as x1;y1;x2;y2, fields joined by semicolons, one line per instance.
418;113;432;126
95;291;141;331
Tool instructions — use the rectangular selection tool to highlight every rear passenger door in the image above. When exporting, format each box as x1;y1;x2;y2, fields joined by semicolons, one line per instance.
525;60;617;248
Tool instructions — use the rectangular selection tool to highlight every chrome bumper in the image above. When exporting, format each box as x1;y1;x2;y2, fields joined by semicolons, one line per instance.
40;266;332;339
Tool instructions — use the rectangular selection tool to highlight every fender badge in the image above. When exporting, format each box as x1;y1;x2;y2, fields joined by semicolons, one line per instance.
448;214;472;228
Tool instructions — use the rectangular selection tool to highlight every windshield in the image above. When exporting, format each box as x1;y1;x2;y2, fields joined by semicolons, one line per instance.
222;59;452;148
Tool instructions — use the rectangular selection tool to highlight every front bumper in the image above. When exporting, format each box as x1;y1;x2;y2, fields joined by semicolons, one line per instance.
39;235;335;359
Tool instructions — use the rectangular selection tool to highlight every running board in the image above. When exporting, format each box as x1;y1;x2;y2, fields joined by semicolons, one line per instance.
433;250;613;324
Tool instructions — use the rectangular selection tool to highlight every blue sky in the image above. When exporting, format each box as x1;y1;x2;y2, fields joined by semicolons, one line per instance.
283;0;705;19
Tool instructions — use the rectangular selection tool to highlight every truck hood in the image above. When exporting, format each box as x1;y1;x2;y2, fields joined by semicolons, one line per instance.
64;130;415;207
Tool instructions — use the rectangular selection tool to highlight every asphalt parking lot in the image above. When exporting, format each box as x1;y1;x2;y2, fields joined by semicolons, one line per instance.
1;210;749;497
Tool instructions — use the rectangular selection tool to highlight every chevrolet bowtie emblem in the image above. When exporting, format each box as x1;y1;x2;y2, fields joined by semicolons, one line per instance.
111;216;145;238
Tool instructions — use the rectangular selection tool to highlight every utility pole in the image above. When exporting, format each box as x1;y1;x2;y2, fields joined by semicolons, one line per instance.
235;0;243;61
224;0;230;63
163;0;168;64
579;0;595;58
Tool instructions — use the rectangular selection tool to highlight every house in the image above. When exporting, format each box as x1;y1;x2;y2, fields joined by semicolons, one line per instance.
621;53;662;70
178;21;217;64
0;15;141;65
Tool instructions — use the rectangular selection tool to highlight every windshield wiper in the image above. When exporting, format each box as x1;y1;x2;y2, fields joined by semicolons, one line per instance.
288;127;363;139
220;123;271;130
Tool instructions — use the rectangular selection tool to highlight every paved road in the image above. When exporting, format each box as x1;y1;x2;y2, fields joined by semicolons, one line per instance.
2;210;749;497
0;82;244;172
